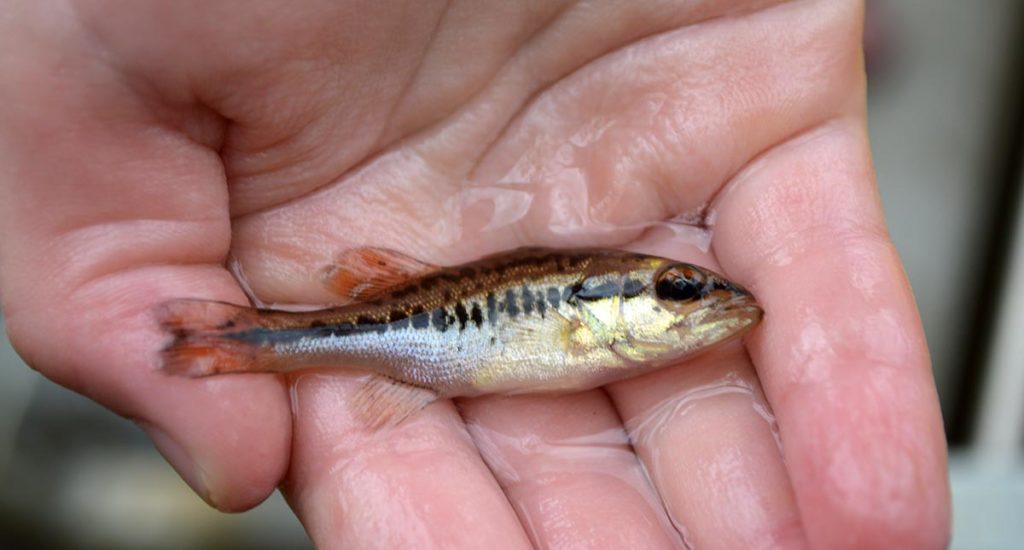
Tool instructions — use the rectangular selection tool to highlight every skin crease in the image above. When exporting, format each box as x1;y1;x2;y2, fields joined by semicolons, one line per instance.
0;1;951;549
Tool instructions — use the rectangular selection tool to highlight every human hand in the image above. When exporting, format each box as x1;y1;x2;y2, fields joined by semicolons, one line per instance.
0;1;949;548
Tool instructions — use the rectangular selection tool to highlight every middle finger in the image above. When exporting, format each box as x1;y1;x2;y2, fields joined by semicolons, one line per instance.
459;391;683;548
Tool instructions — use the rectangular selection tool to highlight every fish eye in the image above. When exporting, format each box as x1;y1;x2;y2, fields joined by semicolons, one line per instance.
655;266;705;301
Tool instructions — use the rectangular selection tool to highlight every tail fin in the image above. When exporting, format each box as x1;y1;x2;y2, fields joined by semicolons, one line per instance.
155;299;274;378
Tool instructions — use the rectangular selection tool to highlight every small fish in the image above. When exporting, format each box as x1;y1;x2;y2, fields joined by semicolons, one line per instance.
157;247;762;425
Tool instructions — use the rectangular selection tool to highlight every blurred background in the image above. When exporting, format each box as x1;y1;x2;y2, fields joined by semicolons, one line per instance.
2;1;1023;548
864;1;1024;548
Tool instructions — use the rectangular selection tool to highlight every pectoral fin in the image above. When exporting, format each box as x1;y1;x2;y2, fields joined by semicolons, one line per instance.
321;247;440;302
515;307;593;357
350;375;439;428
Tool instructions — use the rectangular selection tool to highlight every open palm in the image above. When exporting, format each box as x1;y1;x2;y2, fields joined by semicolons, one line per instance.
1;1;949;547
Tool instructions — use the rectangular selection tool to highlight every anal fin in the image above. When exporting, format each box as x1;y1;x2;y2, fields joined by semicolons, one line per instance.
350;375;439;428
321;247;440;302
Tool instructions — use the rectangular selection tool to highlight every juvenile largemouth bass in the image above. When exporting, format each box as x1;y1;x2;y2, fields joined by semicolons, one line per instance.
158;247;762;424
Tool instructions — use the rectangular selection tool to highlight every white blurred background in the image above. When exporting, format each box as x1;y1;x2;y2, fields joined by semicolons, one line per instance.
2;1;1022;548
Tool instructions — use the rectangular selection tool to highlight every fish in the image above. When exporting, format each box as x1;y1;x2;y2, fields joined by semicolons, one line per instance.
156;247;763;425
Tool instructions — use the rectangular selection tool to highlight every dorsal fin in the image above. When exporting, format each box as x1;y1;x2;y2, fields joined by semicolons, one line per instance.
321;247;440;302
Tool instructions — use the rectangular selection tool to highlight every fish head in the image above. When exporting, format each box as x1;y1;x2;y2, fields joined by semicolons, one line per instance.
615;260;763;362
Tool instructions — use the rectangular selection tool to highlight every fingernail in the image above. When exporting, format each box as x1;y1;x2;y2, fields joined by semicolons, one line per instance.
138;422;211;505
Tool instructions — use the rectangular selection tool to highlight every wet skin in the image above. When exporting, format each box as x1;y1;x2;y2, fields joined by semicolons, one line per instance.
0;2;950;549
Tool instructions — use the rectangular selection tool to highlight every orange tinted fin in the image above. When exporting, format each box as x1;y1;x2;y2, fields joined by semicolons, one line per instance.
321;247;439;302
350;375;438;428
156;299;276;377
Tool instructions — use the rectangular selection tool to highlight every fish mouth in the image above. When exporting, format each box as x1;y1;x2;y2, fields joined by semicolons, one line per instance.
668;297;764;353
704;297;764;330
721;302;764;325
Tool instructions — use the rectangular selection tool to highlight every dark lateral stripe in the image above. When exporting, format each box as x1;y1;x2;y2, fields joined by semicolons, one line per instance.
402;306;426;329
504;288;520;317
547;287;561;308
361;315;388;334
470;303;484;328
431;307;451;332
562;285;577;303
521;285;534;315
223;327;301;345
622;278;646;298
536;290;547;317
454;302;469;330
226;321;371;345
411;311;431;329
575;280;620;301
486;292;498;326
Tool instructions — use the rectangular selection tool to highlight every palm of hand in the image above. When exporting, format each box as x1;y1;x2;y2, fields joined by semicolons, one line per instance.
1;1;949;548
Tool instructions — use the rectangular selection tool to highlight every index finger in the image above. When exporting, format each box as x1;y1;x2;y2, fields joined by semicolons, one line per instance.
712;119;951;548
